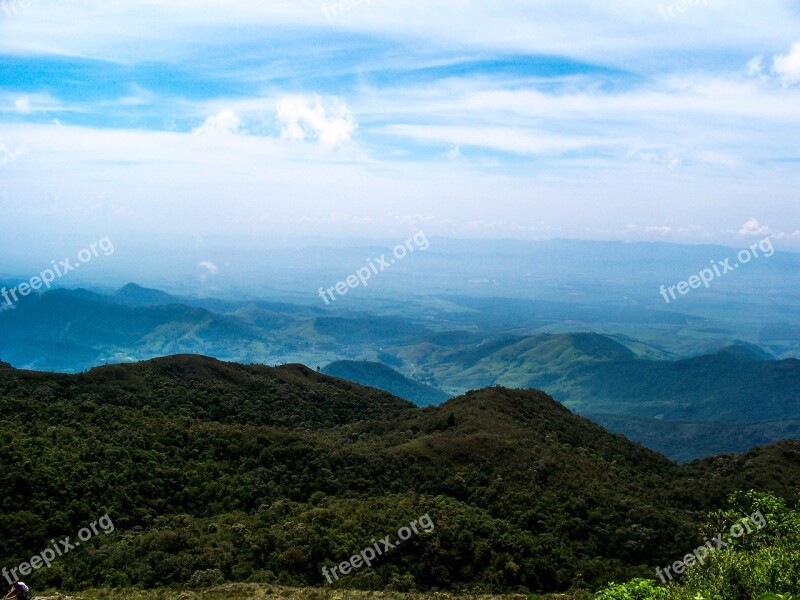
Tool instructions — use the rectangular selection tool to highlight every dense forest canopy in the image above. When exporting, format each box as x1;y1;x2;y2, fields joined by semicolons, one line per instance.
1;355;798;594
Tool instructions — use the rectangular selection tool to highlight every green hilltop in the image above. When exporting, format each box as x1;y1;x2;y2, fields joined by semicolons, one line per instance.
1;354;799;595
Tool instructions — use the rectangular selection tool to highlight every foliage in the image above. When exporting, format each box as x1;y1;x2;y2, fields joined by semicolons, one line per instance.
594;491;800;600
594;579;670;600
1;357;799;593
678;491;800;600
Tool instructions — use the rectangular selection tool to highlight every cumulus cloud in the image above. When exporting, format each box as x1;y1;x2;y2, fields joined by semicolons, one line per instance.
198;260;220;282
729;219;800;241
194;109;241;136
739;218;771;237
276;96;356;149
15;97;31;114
773;42;800;87
746;42;800;87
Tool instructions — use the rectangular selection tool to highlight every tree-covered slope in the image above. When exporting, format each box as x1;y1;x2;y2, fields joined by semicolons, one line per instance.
390;334;800;459
1;355;799;593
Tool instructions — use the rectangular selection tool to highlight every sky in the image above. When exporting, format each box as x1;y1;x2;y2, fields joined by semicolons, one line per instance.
1;0;800;250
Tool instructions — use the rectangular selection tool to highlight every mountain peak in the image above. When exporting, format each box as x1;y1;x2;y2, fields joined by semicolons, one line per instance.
557;332;637;359
75;354;416;428
113;283;181;306
117;282;148;293
713;341;773;362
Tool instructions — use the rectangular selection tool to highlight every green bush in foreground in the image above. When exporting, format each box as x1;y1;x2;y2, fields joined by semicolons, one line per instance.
595;579;670;600
596;491;800;600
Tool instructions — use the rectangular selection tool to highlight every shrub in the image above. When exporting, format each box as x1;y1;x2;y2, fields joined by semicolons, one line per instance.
594;578;670;600
187;568;225;588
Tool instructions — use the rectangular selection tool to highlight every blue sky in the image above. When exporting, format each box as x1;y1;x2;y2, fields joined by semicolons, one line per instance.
1;0;799;248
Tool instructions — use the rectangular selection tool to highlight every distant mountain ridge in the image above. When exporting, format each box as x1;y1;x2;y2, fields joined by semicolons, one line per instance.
588;413;800;463
0;287;271;371
1;284;798;462
113;282;185;306
322;360;450;406
708;340;774;361
388;332;800;460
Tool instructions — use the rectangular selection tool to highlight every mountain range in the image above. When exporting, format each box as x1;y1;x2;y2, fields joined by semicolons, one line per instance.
1;353;799;593
326;334;800;461
1;284;799;461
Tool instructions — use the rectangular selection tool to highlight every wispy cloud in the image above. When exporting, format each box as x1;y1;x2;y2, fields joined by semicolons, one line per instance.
0;1;798;245
198;260;220;283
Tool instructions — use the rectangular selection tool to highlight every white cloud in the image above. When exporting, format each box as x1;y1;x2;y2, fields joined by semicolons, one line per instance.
644;226;673;234
441;147;464;161
0;142;28;166
739;218;771;237
276;96;356;149
627;147;681;168
198;260;220;282
198;260;219;275
2;72;800;246
14;97;31;114
1;0;796;71
773;41;800;87
381;124;611;155
194;109;241;136
746;55;764;77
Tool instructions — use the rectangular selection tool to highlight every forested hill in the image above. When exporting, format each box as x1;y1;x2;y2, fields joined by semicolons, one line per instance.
3;354;416;428
1;355;799;593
